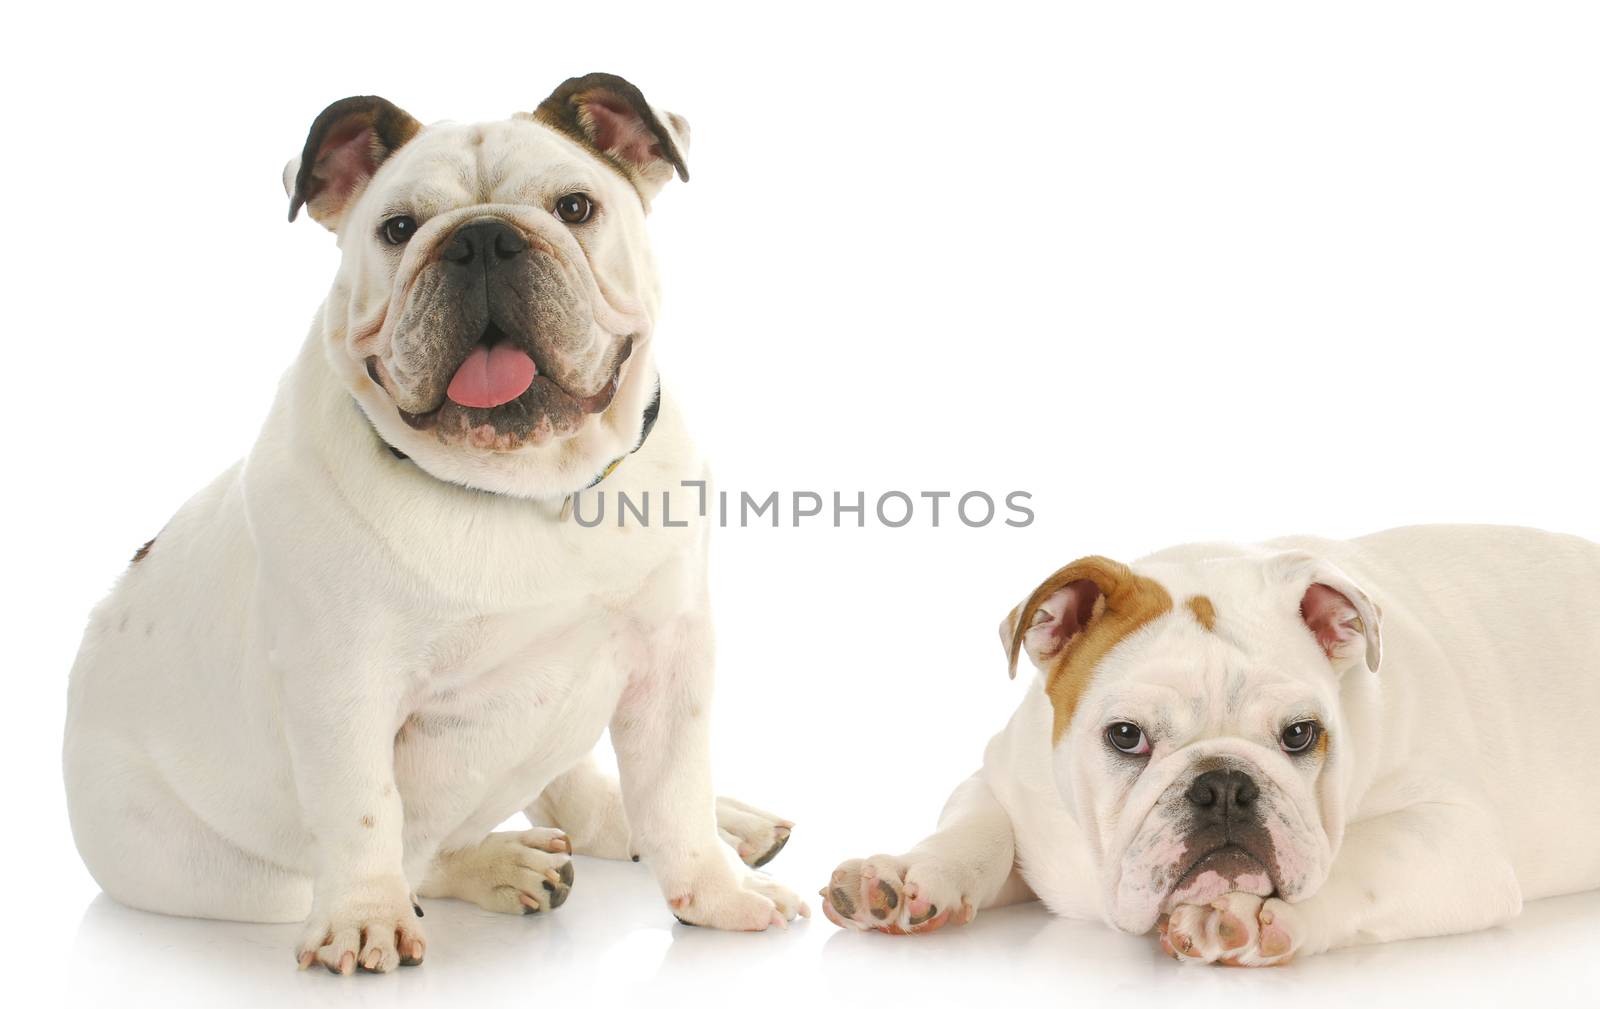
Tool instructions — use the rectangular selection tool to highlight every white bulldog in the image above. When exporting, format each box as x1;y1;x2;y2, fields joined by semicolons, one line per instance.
63;74;803;975
823;525;1600;964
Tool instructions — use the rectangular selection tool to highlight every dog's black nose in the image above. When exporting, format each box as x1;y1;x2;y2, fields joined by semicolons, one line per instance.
1186;769;1259;816
441;219;528;266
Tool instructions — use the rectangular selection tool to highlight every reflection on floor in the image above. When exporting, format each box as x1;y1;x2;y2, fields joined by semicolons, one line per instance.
69;853;1600;1009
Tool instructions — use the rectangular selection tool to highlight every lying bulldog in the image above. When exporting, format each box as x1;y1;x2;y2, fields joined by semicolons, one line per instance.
824;525;1600;964
63;74;802;975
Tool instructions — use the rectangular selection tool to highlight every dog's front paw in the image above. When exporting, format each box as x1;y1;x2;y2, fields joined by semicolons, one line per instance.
822;854;977;935
665;861;807;931
1159;892;1303;966
716;796;793;868
296;875;426;974
425;828;575;914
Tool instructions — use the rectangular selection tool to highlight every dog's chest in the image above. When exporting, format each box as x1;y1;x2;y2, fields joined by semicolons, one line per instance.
387;601;655;818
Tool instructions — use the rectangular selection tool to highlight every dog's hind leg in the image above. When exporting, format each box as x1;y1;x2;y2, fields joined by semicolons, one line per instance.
524;754;633;859
65;736;312;923
525;752;794;866
821;774;1031;934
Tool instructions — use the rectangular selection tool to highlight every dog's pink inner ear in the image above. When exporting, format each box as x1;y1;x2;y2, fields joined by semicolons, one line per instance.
1300;583;1365;661
583;97;662;169
309;123;379;209
289;96;420;228
1024;579;1102;665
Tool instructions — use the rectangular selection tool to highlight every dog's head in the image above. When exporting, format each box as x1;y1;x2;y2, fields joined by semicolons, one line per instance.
285;74;689;497
999;548;1382;934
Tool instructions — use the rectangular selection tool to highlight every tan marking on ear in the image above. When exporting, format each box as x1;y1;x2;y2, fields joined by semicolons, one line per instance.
1006;556;1173;743
1186;595;1216;631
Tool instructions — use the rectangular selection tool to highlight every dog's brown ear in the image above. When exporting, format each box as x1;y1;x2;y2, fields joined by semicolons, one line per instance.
1002;556;1174;743
1001;557;1139;679
531;73;689;204
285;96;421;231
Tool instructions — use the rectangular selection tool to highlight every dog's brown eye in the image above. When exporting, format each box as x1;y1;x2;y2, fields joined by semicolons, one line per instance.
1105;722;1150;756
381;215;417;245
555;193;593;224
1280;720;1321;754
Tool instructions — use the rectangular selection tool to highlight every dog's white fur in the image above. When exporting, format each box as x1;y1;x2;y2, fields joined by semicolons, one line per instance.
825;525;1600;964
63;84;799;975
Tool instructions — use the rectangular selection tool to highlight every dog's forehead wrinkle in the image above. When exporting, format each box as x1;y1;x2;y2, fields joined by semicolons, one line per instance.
386;124;524;210
1225;666;1249;711
377;149;478;218
402;122;623;215
1098;641;1323;755
1091;679;1187;736
473;126;496;201
495;168;611;209
1159;614;1329;745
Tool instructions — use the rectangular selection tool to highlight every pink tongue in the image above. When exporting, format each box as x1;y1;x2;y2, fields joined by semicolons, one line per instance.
446;344;537;409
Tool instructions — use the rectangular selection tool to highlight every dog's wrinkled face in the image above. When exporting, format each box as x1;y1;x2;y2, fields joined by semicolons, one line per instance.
284;76;689;497
1001;551;1382;934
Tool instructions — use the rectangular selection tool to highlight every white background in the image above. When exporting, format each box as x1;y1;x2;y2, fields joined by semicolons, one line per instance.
5;1;1599;1006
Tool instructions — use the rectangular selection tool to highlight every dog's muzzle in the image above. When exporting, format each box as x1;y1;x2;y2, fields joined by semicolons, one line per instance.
371;215;629;448
1161;767;1279;910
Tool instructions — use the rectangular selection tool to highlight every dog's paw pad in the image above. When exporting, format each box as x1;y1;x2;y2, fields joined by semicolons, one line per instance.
821;855;972;935
1159;892;1302;967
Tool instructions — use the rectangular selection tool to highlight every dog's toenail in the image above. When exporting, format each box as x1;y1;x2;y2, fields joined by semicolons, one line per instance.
752;832;789;868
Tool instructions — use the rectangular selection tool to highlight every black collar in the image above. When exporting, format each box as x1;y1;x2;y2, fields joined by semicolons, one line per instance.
372;377;662;493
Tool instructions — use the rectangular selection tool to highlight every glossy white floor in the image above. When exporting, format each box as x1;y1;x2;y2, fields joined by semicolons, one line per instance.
56;820;1600;1009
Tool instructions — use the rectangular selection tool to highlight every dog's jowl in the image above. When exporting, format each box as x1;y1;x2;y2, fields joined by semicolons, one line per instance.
823;526;1600;964
63;75;801;975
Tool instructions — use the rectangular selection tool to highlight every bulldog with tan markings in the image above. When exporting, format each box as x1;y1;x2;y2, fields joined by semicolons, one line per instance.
824;526;1600;964
64;74;802;975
